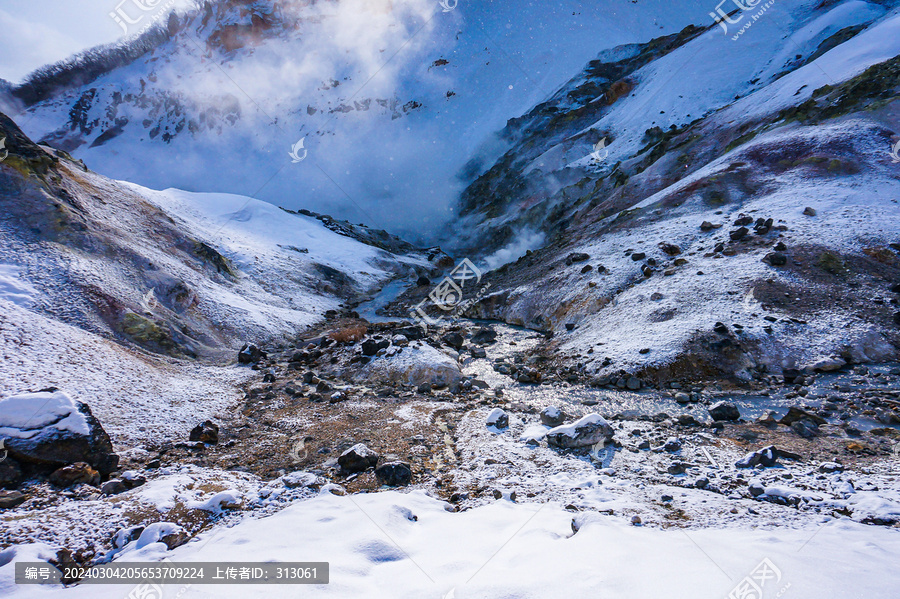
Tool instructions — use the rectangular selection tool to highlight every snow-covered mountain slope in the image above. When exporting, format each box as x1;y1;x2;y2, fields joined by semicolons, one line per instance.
9;0;722;241
437;0;900;381
0;110;438;365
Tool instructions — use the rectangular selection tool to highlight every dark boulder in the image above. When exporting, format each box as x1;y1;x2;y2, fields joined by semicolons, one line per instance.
470;327;498;345
708;401;740;422
0;390;119;476
238;343;266;364
375;462;412;487
338;443;379;473
189;420;219;444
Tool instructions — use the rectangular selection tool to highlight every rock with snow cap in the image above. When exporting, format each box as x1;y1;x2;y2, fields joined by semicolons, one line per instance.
0;389;118;476
546;414;614;449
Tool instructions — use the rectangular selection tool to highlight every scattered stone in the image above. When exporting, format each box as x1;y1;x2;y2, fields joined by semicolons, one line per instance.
0;456;23;489
695;477;709;489
238;343;266;364
546;414;614;449
565;252;590;265
757;410;778;427
565;323;576;331
748;481;766;497
469;346;487;358
631;252;646;261
764;252;787;266
375;462;413;487
708;401;740;422
486;408;509;429
100;480;129;495
700;221;720;231
540;406;566;427
659;242;681;256
631;515;642;525
730;227;749;241
0;490;26;509
581;264;593;274
790;419;819;438
189;420;219;445
663;438;682;452
441;332;465;350
625;377;642;390
674;392;691;404
416;275;431;286
338;444;379;473
819;462;843;473
734;214;754;226
811;356;846;372
49;462;100;487
735;446;779;469
667;462;686;475
470;327;498;345
779;407;827;426
361;338;390;356
803;207;817;216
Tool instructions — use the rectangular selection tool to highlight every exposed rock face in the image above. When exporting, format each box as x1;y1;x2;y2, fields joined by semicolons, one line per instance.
0;390;118;476
546;414;613;449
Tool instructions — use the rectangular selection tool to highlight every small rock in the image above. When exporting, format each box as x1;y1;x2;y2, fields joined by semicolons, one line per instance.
674;392;691;404
546;414;614;449
540;406;566;427
667;463;685;475
0;490;27;509
189;420;219;445
803;207;817;216
100;480;128;495
811;356;846;372
625;377;642;390
470;327;498;345
765;252;787;266
819;462;843;473
708;401;740;422
416;275;431;286
631;515;642;525
735;445;779;469
700;221;719;231
486;408;509;429
779;407;827;426
375;462;413;487
730;227;749;241
790;419;819;438
663;438;682;452
338;444;379;473
631;252;646;261
565;252;590;265
49;462;100;487
695;477;709;489
238;343;266;364
441;332;465;350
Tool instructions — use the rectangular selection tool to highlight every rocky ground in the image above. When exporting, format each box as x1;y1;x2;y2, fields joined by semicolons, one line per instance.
3;313;899;580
